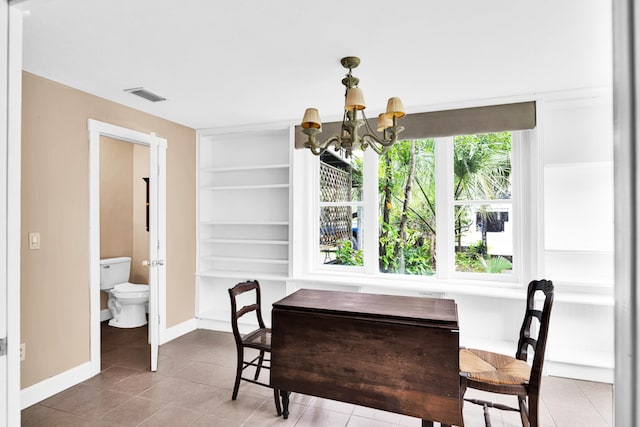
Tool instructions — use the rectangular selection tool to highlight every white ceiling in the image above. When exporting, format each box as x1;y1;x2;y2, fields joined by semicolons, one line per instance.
17;0;613;130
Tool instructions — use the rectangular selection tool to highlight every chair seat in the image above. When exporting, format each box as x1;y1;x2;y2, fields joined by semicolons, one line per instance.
460;348;531;389
242;328;272;351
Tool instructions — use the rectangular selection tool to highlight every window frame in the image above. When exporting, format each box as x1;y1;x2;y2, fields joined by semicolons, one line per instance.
309;130;530;284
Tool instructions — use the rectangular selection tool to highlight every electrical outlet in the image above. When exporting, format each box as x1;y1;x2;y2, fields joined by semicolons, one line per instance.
20;343;25;361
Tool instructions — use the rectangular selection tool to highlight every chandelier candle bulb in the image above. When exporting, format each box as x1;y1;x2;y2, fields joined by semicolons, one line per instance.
301;108;322;129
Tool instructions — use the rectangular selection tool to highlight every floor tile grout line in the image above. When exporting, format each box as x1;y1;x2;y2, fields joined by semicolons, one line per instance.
573;378;612;426
539;396;558;427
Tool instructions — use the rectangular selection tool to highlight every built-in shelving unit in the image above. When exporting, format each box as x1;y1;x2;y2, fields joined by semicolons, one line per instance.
196;128;291;331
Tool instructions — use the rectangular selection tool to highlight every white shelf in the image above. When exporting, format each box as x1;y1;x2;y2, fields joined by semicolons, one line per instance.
197;270;289;281
201;255;288;265
201;163;289;173
201;183;289;191
200;220;289;226
201;238;288;245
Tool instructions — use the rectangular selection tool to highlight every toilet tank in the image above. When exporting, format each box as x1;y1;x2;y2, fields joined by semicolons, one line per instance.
100;257;132;290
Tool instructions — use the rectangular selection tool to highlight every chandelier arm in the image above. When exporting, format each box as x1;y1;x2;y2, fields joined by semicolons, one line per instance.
359;133;392;155
361;110;384;141
360;111;404;144
303;129;341;156
362;135;385;155
360;130;390;145
360;127;405;155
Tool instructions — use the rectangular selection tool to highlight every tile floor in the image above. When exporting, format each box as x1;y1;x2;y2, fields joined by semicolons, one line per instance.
21;322;613;426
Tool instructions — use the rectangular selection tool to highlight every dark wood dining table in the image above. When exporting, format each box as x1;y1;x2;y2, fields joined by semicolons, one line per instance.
270;288;461;426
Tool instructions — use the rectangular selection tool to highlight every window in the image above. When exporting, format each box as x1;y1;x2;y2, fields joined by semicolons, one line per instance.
315;131;525;280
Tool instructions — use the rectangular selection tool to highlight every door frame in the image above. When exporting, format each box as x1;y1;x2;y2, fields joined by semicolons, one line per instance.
4;3;22;426
87;119;167;374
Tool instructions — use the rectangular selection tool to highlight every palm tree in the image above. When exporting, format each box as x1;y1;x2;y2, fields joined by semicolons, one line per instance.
453;132;512;252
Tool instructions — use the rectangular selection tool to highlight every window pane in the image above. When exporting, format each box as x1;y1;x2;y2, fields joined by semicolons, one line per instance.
453;132;512;201
320;152;362;202
379;139;436;275
320;205;363;266
319;150;363;267
452;132;513;275
454;203;513;273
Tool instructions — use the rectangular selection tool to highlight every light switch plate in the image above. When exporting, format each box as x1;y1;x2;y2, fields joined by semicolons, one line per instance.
28;232;40;250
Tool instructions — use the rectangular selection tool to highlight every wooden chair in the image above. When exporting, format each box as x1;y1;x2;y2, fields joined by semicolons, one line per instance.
228;280;282;416
444;279;554;427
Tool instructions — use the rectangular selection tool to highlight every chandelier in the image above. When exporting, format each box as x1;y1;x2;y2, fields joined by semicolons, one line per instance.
300;56;405;158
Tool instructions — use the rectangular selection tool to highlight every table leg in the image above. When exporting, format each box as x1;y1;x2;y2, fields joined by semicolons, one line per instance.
280;390;290;419
421;420;433;427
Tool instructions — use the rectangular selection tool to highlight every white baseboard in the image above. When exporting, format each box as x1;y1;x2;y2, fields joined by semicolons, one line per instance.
197;317;232;333
160;317;197;344
21;361;94;409
100;309;112;322
545;360;613;384
20;318;197;409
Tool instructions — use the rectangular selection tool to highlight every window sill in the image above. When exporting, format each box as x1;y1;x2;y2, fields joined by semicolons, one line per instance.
289;271;614;306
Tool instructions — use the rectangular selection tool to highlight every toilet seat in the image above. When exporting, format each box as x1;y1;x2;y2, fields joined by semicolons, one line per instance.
111;282;149;299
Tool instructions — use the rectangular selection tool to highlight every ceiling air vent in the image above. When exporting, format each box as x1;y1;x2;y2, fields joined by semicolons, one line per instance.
124;87;167;102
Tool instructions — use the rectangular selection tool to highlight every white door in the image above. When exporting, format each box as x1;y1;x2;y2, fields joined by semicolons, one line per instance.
147;134;166;371
88;120;167;375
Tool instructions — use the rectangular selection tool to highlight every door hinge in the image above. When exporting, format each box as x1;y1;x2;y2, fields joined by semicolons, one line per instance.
0;338;6;356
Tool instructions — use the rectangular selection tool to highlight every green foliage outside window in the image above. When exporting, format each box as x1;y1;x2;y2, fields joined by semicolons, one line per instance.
379;132;512;275
335;240;363;266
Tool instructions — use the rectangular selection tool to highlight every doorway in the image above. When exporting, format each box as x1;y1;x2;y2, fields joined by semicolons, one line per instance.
88;119;167;375
99;136;150;366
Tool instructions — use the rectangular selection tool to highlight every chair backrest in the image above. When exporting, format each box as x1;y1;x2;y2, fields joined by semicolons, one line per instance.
516;279;554;391
228;280;266;343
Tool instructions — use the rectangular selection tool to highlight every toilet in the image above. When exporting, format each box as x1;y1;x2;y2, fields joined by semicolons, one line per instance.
100;256;149;328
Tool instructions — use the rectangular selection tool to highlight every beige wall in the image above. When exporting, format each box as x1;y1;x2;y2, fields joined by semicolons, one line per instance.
100;137;134;260
21;72;196;389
